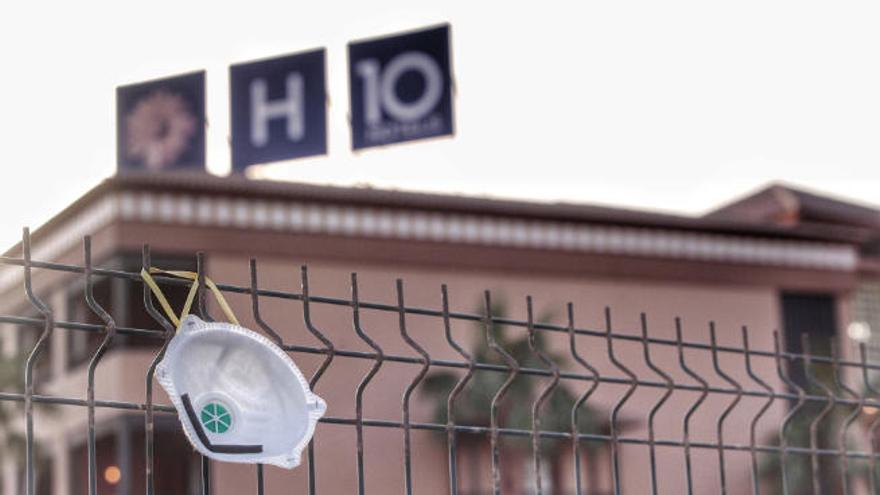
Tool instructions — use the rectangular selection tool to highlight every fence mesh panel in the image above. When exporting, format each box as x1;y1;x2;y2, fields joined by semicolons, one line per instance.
0;229;878;495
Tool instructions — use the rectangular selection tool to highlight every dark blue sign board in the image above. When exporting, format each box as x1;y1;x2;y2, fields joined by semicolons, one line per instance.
230;49;327;172
117;72;206;172
348;24;453;150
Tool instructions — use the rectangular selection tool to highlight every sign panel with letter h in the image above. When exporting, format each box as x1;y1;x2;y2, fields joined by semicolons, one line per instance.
230;49;327;172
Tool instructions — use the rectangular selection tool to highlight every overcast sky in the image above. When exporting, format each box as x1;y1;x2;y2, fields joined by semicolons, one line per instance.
1;1;878;251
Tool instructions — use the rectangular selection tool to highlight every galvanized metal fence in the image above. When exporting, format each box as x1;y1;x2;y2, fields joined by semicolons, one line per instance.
1;228;880;494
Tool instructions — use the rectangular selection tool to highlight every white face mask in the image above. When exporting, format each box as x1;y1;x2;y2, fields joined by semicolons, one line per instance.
156;315;325;469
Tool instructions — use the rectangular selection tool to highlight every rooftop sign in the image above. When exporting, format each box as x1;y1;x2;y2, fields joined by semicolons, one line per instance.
116;72;206;173
348;24;454;150
116;25;454;173
230;49;327;172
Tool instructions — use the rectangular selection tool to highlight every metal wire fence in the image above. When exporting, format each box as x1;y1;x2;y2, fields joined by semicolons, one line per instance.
1;228;879;494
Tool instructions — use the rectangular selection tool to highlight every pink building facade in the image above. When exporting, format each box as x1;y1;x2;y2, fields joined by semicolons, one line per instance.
1;175;878;494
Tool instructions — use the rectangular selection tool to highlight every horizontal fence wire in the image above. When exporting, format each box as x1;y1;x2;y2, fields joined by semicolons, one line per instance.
0;229;879;494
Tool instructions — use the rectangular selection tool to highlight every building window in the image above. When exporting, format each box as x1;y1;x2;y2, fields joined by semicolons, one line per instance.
780;292;838;388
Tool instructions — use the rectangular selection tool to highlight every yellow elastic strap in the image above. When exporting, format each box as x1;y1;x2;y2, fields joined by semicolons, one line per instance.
141;268;185;327
140;268;240;328
201;276;240;326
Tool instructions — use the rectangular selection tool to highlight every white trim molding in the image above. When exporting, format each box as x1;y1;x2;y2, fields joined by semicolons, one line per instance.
0;191;859;293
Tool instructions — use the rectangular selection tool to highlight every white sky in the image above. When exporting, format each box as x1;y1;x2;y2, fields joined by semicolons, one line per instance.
1;1;879;251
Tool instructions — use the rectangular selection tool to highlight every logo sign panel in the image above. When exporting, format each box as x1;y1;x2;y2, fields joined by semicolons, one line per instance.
230;49;327;172
117;72;206;172
348;24;453;150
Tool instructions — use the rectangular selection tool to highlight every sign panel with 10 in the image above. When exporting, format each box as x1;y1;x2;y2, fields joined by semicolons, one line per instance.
348;24;453;150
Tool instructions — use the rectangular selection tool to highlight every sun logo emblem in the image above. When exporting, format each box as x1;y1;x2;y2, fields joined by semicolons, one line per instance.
200;402;232;434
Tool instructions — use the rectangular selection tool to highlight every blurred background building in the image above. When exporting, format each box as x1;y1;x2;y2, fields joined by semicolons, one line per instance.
1;173;878;494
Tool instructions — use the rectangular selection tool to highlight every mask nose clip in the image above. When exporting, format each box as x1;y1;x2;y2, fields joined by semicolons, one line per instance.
180;314;201;332
308;397;327;415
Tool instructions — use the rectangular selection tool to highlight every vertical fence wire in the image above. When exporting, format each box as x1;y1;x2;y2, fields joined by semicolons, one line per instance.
248;259;275;495
84;236;117;495
397;279;431;495
256;464;264;495
568;303;600;495
142;245;175;495
606;307;638;495
641;314;673;495
861;344;880;494
442;285;474;495
743;326;775;495
775;330;806;495
803;334;836;495
485;290;519;495
196;252;211;495
351;273;383;495
249;259;283;346
300;265;336;495
21;228;54;495
676;318;708;495
833;342;860;495
527;296;560;495
710;322;743;495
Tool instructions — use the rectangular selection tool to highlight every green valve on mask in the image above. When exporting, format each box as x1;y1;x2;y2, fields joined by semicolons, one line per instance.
201;402;232;434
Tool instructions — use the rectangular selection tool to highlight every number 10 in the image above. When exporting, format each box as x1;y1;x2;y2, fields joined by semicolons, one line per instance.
355;51;443;125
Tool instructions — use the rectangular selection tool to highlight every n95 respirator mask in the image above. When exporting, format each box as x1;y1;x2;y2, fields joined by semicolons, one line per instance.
156;315;325;469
